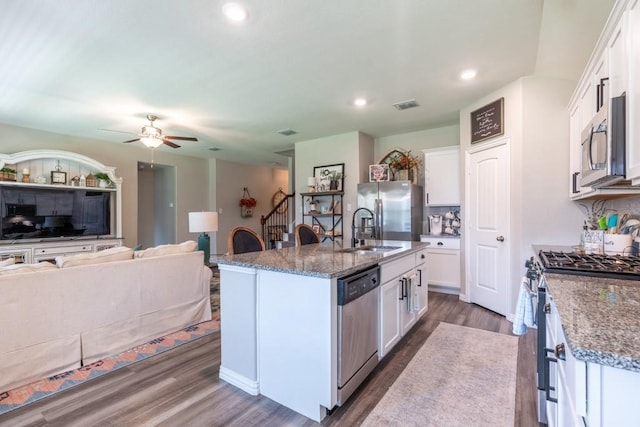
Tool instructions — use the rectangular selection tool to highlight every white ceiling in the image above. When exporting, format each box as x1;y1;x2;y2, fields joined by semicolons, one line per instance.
0;0;615;166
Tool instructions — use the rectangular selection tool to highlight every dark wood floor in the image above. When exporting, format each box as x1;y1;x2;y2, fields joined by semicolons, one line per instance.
0;292;542;427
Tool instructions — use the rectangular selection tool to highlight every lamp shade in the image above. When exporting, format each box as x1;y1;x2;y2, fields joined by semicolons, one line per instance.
188;211;218;233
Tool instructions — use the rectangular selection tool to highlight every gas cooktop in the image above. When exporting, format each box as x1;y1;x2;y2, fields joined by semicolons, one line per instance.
538;250;640;280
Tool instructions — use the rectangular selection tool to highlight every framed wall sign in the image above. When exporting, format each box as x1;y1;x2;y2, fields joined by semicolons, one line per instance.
50;170;67;185
470;97;504;144
313;163;344;192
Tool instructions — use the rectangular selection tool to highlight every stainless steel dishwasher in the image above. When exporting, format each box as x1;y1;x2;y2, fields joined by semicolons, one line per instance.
336;265;380;406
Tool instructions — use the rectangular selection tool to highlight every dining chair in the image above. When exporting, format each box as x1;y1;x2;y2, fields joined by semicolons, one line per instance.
295;224;320;246
228;226;266;254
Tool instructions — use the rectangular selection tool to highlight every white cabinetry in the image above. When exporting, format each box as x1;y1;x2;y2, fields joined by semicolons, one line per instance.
423;147;460;206
420;236;460;294
546;291;640;427
378;249;428;359
568;0;640;198
628;0;640;183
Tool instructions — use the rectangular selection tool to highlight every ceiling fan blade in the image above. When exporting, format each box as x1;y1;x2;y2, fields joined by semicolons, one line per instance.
163;140;181;149
100;128;137;135
164;135;198;141
122;138;140;143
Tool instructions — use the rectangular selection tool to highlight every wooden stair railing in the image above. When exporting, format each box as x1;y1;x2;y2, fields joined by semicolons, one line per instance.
261;192;295;249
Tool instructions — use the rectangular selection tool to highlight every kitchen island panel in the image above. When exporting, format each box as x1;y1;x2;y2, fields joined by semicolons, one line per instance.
257;270;336;422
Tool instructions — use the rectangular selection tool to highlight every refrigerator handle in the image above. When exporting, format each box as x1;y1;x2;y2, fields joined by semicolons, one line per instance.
375;199;383;239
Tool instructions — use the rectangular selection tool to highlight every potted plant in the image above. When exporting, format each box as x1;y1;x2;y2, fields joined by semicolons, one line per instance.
0;167;17;182
327;171;343;191
94;172;111;188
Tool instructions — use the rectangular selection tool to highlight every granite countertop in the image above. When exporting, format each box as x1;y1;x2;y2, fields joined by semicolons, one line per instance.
544;273;640;372
212;240;428;279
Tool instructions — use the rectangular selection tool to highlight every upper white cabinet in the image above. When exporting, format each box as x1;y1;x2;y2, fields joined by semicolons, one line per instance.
628;0;640;183
568;0;640;198
423;147;460;206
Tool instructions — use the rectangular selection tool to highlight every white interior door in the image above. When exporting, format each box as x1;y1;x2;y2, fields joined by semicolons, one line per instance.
466;140;510;316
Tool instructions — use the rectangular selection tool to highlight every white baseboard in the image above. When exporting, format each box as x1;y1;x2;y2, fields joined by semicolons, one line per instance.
428;284;461;296
219;366;259;396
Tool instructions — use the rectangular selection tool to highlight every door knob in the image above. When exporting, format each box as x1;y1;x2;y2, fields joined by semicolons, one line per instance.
496;236;505;242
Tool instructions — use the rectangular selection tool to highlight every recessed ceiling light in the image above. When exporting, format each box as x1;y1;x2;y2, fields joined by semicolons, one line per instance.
222;3;248;22
353;98;367;107
460;69;477;80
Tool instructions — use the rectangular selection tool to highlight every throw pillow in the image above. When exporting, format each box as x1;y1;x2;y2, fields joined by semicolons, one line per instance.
56;246;134;268
133;240;197;259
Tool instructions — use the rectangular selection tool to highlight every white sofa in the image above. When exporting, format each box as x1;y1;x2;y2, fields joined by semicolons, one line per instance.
0;248;211;393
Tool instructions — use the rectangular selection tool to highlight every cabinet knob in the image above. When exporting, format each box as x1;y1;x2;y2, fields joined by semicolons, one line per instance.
421;253;425;259
437;241;443;246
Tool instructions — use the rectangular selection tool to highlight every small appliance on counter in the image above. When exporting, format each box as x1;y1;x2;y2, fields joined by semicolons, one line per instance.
428;215;442;235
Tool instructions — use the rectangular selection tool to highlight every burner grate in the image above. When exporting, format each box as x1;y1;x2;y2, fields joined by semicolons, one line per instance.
539;250;640;279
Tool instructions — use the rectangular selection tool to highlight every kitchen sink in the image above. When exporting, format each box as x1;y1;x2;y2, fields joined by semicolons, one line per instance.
337;245;403;255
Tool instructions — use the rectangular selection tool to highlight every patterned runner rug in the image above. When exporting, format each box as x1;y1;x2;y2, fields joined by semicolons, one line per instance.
362;322;519;427
0;319;219;416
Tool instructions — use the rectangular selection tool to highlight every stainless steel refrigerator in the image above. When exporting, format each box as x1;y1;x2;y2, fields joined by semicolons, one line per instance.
357;182;423;241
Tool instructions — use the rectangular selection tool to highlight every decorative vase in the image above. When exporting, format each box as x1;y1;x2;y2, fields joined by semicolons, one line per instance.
397;169;409;181
329;180;339;191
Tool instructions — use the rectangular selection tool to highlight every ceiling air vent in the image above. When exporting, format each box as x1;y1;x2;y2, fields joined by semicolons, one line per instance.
208;147;222;152
277;128;298;136
392;99;419;111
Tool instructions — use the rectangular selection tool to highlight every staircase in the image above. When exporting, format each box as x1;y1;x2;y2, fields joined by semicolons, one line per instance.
261;192;295;249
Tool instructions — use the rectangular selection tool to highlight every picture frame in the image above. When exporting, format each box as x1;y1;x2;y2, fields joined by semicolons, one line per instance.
470;97;504;144
312;224;321;234
313;163;344;192
369;164;390;182
50;171;67;185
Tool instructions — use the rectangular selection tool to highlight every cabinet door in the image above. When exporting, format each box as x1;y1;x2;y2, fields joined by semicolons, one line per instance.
424;147;460;206
568;103;582;196
415;264;428;317
628;2;640;183
400;273;418;334
379;278;402;358
426;248;461;289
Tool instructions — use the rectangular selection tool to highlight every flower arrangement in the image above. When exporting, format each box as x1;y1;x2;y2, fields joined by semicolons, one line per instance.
239;197;257;208
239;187;257;208
387;150;421;171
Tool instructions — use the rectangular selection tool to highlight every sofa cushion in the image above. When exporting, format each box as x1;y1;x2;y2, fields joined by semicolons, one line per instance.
0;261;57;275
133;240;197;259
56;246;133;268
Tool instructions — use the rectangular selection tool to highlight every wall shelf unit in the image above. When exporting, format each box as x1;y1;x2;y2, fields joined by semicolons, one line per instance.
301;191;343;242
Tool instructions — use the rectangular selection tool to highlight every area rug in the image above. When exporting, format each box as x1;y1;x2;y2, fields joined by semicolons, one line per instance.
0;319;219;416
362;322;519;427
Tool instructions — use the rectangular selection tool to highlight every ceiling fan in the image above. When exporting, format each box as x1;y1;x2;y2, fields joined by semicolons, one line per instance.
119;114;198;149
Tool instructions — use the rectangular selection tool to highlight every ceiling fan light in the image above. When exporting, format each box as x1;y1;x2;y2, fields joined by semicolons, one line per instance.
142;125;161;137
140;136;162;149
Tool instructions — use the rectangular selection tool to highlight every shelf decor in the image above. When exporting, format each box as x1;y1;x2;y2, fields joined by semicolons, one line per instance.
0;167;16;182
313;163;344;192
239;187;257;217
379;148;421;182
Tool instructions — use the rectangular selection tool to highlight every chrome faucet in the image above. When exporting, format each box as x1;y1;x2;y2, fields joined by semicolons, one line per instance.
351;207;375;248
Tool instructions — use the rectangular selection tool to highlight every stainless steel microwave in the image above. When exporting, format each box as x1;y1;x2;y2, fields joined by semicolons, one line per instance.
580;94;626;188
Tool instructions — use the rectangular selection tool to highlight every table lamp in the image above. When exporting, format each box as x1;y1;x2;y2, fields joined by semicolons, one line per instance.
188;211;218;264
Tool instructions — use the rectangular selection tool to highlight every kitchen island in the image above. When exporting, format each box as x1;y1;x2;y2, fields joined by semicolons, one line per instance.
212;240;428;422
541;267;640;425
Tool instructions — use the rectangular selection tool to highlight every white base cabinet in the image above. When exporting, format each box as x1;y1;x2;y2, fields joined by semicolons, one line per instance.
546;293;640;427
420;236;460;294
378;248;428;359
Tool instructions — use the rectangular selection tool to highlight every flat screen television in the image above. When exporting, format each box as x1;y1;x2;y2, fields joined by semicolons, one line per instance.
0;185;112;241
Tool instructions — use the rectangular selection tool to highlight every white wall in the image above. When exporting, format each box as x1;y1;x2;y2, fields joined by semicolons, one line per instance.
459;75;584;314
214;159;289;253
